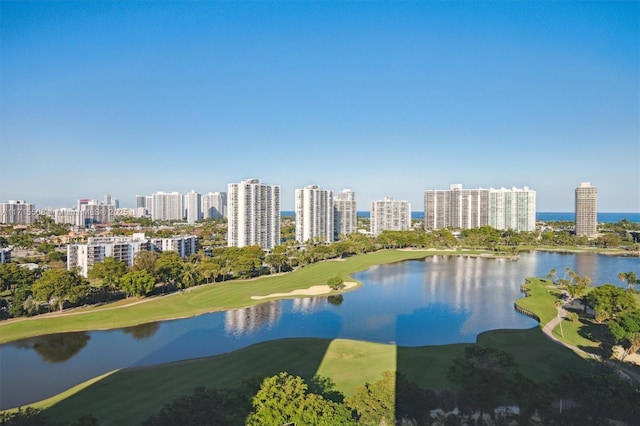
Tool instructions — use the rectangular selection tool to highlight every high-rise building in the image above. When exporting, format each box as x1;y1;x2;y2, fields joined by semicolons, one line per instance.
185;190;202;224
201;192;227;219
151;191;183;221
295;185;334;243
0;200;36;225
76;199;113;227
227;179;280;250
370;197;412;236
424;184;536;232
575;182;597;236
333;189;357;239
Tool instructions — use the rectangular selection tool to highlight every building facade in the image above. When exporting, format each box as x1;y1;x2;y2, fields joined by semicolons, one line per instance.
76;199;114;228
151;191;183;222
0;200;36;225
67;233;198;277
295;185;334;243
227;179;280;250
185;190;202;224
575;182;597;236
0;248;11;264
370;197;412;236
201;191;227;219
424;184;536;232
333;189;357;239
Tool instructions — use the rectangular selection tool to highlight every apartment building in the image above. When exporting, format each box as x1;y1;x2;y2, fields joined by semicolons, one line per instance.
295;185;334;243
370;197;412;236
201;192;227;219
185;190;202;224
227;179;280;250
151;191;183;221
0;200;36;225
67;233;198;277
333;189;357;239
575;182;597;236
424;184;536;232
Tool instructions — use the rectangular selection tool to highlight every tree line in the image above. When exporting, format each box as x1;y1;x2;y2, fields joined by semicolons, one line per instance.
4;345;637;425
2;221;640;319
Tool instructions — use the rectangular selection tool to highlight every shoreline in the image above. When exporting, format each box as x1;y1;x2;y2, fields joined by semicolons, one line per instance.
250;281;358;300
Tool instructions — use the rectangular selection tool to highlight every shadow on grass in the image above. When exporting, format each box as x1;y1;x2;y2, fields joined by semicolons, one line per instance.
44;338;334;426
576;317;614;359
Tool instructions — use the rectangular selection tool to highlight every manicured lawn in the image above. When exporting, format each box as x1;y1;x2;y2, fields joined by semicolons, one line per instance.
514;277;560;325
36;327;600;426
0;250;460;344
3;249;624;425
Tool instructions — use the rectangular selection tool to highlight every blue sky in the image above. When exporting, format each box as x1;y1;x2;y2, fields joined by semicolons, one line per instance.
1;1;638;212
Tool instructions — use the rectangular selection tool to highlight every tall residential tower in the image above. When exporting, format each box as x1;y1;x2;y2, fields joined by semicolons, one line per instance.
370;197;412;236
227;179;280;250
575;182;597;236
333;189;358;239
295;185;334;243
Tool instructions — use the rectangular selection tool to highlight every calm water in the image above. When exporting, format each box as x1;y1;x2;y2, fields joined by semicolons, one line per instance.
1;251;638;409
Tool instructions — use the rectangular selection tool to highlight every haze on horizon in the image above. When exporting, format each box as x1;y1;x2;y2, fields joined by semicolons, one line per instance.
1;1;638;212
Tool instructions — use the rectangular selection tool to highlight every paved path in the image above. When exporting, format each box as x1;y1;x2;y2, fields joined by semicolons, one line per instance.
541;303;640;386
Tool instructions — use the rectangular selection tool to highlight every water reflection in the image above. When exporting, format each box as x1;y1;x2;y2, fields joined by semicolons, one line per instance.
327;295;344;306
14;332;91;363
122;322;160;340
292;297;325;313
225;301;282;336
0;252;637;410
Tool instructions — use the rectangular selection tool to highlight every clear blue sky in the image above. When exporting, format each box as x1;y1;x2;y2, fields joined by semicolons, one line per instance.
1;1;638;212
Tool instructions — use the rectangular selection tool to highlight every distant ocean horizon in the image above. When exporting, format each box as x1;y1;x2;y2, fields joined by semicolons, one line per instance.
281;211;640;223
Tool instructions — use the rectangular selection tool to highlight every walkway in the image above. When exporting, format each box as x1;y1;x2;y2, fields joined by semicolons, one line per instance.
541;302;640;386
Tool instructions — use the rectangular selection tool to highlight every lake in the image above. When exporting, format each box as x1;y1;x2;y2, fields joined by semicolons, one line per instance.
0;251;638;409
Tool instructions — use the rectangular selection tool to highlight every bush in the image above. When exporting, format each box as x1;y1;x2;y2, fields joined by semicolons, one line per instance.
327;277;344;290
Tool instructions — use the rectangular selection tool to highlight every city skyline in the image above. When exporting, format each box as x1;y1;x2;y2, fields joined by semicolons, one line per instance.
2;2;638;212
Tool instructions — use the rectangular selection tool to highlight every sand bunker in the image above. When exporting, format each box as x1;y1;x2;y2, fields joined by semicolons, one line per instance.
251;281;357;300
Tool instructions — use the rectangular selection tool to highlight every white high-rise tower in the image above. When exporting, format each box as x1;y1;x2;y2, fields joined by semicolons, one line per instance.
333;189;357;239
295;185;334;243
227;179;280;250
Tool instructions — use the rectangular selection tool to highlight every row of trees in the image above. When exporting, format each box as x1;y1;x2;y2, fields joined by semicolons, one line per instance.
547;267;640;365
3;223;639;318
140;347;639;425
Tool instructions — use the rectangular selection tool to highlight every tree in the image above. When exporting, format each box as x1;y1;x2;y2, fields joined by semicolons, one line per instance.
144;381;260;426
585;284;637;322
547;268;591;301
133;250;161;274
180;263;201;289
0;263;36;295
31;269;90;311
618;271;638;292
327;276;344;290
154;251;184;286
609;309;640;362
88;257;128;294
447;346;519;421
264;253;287;274
345;371;395;426
120;270;156;297
247;372;355;426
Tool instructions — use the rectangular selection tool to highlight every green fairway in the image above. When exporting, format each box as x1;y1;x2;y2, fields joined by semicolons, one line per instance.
36;327;599;425
0;249;462;344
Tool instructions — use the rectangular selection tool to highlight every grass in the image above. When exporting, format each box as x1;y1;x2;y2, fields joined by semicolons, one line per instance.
514;277;560;325
0;249;462;344
3;249;627;424
35;326;600;426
